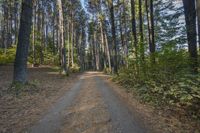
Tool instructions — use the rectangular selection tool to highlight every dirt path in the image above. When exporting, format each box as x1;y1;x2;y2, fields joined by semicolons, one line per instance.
0;66;81;133
95;77;146;133
1;67;199;133
29;72;148;133
29;79;83;133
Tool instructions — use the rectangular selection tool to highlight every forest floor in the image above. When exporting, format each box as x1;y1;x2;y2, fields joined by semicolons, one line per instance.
0;66;199;133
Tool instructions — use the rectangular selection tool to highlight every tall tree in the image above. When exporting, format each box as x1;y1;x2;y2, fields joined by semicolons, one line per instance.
146;0;155;63
138;0;144;61
13;0;33;83
56;0;68;75
145;0;151;52
131;0;137;48
109;0;118;73
182;0;198;73
150;0;155;63
14;0;19;45
32;1;36;66
196;0;200;48
104;30;112;72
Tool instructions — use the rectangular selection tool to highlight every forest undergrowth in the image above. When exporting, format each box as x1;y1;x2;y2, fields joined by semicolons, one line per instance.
113;51;200;121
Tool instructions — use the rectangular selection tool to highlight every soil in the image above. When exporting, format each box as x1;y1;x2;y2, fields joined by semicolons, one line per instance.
61;72;113;133
0;65;80;133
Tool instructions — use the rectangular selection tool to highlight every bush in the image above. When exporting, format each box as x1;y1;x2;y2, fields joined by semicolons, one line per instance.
70;63;80;73
28;43;60;66
114;50;200;119
0;47;16;65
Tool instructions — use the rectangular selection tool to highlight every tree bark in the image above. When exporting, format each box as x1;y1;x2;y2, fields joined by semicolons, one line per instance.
182;0;198;73
14;0;19;45
145;0;151;50
71;17;74;67
196;0;200;49
138;0;144;61
57;0;68;75
110;0;118;74
100;19;107;70
67;21;70;68
145;0;155;63
150;0;155;59
131;0;137;48
32;2;36;66
104;31;112;73
122;0;128;60
13;0;33;83
94;30;100;70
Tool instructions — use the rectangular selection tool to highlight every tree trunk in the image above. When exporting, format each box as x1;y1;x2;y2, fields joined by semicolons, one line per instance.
104;32;112;73
118;0;125;65
7;0;12;48
145;0;151;51
145;0;155;63
92;29;96;70
94;30;100;71
13;0;33;84
110;0;118;74
150;0;155;63
123;0;128;60
196;0;200;49
32;2;36;66
131;0;137;48
14;0;19;45
71;18;74;68
100;20;106;70
138;0;144;61
57;0;68;75
67;21;70;67
182;0;198;73
52;10;56;54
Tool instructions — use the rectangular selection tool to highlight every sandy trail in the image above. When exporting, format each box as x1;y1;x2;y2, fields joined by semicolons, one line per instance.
29;79;83;133
28;72;147;133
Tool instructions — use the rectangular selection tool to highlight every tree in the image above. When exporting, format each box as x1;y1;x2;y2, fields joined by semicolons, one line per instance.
196;0;200;48
138;0;144;61
150;0;155;63
13;0;33;83
56;0;68;75
131;0;137;49
32;1;36;66
109;0;118;74
182;0;198;73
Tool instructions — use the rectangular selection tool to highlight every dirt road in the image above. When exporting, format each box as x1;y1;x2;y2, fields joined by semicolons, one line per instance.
29;72;148;133
1;67;199;133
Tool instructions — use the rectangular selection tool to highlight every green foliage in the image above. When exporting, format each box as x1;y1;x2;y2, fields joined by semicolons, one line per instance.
103;67;112;74
0;46;16;65
70;63;80;73
28;40;60;66
115;50;200;119
43;51;60;66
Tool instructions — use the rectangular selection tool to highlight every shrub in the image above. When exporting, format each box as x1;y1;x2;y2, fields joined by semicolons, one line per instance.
70;63;80;73
114;50;200;119
0;47;16;65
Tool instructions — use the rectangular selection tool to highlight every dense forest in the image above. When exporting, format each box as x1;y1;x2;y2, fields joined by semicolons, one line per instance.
0;0;200;132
